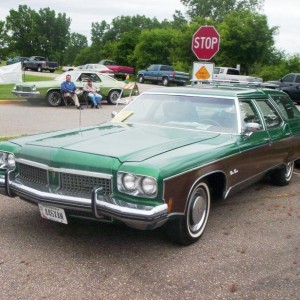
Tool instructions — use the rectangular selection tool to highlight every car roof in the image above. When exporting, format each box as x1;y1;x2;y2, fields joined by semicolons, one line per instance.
144;86;284;99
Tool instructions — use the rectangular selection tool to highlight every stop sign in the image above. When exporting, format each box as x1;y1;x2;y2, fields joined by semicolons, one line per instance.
192;26;220;60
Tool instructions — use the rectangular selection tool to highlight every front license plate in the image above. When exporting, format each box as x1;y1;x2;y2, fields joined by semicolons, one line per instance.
38;204;68;224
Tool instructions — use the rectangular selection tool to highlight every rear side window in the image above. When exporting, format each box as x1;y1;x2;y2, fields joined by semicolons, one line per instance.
255;100;282;129
270;95;300;120
295;75;300;83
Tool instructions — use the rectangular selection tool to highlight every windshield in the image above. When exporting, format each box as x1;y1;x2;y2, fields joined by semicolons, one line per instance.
55;71;117;83
115;94;238;133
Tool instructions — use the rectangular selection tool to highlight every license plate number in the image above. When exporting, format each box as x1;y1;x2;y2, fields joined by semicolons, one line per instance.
38;204;68;224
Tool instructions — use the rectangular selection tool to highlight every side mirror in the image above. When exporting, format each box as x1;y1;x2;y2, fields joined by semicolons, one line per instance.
243;122;261;137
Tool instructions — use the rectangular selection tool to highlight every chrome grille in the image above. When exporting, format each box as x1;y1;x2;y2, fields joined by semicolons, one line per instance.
60;173;111;197
16;162;112;198
18;163;48;185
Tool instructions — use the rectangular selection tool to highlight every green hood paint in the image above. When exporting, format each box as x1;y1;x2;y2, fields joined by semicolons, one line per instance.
11;123;222;165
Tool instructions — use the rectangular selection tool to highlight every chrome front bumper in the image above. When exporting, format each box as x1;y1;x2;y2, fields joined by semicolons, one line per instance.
12;91;41;98
0;172;168;230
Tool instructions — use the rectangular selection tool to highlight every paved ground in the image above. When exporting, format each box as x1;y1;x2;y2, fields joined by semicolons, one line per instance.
0;85;299;299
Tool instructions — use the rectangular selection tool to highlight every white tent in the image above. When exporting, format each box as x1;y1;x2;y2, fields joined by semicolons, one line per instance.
0;62;23;84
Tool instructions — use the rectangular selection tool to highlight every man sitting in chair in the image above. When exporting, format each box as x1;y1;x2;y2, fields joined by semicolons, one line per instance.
60;74;83;109
83;78;102;109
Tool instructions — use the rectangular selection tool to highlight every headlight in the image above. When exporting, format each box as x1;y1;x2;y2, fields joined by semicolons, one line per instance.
123;173;136;191
142;177;157;195
7;153;16;168
0;152;16;169
117;172;157;198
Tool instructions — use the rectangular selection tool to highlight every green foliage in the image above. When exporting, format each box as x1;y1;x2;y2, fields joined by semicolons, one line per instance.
256;54;300;81
133;29;178;69
63;33;88;65
5;5;71;64
215;10;276;74
180;0;264;20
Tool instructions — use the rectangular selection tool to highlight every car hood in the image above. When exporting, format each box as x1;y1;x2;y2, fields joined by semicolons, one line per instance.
14;80;60;88
12;122;221;163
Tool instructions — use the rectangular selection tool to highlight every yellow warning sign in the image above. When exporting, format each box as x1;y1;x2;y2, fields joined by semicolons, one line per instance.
195;66;211;80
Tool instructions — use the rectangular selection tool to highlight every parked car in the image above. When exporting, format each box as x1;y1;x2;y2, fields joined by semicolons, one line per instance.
266;73;300;88
6;56;29;66
138;64;190;86
22;56;58;73
213;67;262;82
75;64;115;77
12;70;137;106
281;84;300;104
99;59;134;78
62;65;75;72
2;84;300;245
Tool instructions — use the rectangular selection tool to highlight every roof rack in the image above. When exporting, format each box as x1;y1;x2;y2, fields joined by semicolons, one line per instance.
189;79;280;90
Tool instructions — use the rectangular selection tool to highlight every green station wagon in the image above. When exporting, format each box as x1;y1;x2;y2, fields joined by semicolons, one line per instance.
1;85;300;245
12;70;136;106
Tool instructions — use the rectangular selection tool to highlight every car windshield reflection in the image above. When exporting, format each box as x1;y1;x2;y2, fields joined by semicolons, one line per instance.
118;94;238;133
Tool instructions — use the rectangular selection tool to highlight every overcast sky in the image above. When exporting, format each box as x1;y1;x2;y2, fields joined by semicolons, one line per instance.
0;0;298;55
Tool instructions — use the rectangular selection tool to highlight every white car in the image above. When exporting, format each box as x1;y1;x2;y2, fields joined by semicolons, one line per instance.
75;64;115;77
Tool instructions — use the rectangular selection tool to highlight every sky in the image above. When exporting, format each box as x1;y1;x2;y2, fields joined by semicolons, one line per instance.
0;0;299;55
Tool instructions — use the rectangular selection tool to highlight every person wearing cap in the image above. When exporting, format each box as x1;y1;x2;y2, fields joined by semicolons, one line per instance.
83;78;102;108
60;74;83;109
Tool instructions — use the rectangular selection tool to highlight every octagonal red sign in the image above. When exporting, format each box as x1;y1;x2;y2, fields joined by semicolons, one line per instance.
192;26;220;60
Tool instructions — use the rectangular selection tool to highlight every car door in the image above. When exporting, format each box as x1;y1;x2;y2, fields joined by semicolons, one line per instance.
145;65;158;81
235;99;275;184
254;99;294;166
268;94;300;161
285;85;300;102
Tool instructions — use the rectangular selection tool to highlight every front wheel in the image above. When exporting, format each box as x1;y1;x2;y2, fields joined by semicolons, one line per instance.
269;162;294;186
46;90;63;107
37;66;42;72
138;75;144;83
162;77;169;86
165;181;211;245
107;90;121;105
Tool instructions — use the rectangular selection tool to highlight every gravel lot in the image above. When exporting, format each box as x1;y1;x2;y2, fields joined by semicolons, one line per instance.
0;84;299;300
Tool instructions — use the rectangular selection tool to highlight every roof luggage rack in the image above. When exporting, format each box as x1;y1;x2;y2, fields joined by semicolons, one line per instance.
189;79;280;90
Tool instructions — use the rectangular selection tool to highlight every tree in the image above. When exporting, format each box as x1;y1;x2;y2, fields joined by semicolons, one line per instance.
5;5;38;56
180;0;264;21
63;33;88;65
215;10;276;74
0;20;9;59
5;5;71;64
133;28;183;70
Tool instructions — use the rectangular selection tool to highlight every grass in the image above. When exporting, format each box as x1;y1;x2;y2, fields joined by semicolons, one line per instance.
0;74;53;100
0;135;23;141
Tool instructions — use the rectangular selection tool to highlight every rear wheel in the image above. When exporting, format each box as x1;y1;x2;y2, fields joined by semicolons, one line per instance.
269;162;294;186
107;90;121;105
165;181;211;245
46;90;63;107
37;66;42;72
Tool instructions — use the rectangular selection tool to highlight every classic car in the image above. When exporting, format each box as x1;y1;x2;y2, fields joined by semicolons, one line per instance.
12;71;136;106
1;85;300;245
73;64;115;77
99;60;134;79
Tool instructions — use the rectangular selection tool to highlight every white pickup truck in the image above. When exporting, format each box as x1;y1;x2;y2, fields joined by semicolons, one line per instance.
213;67;262;83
